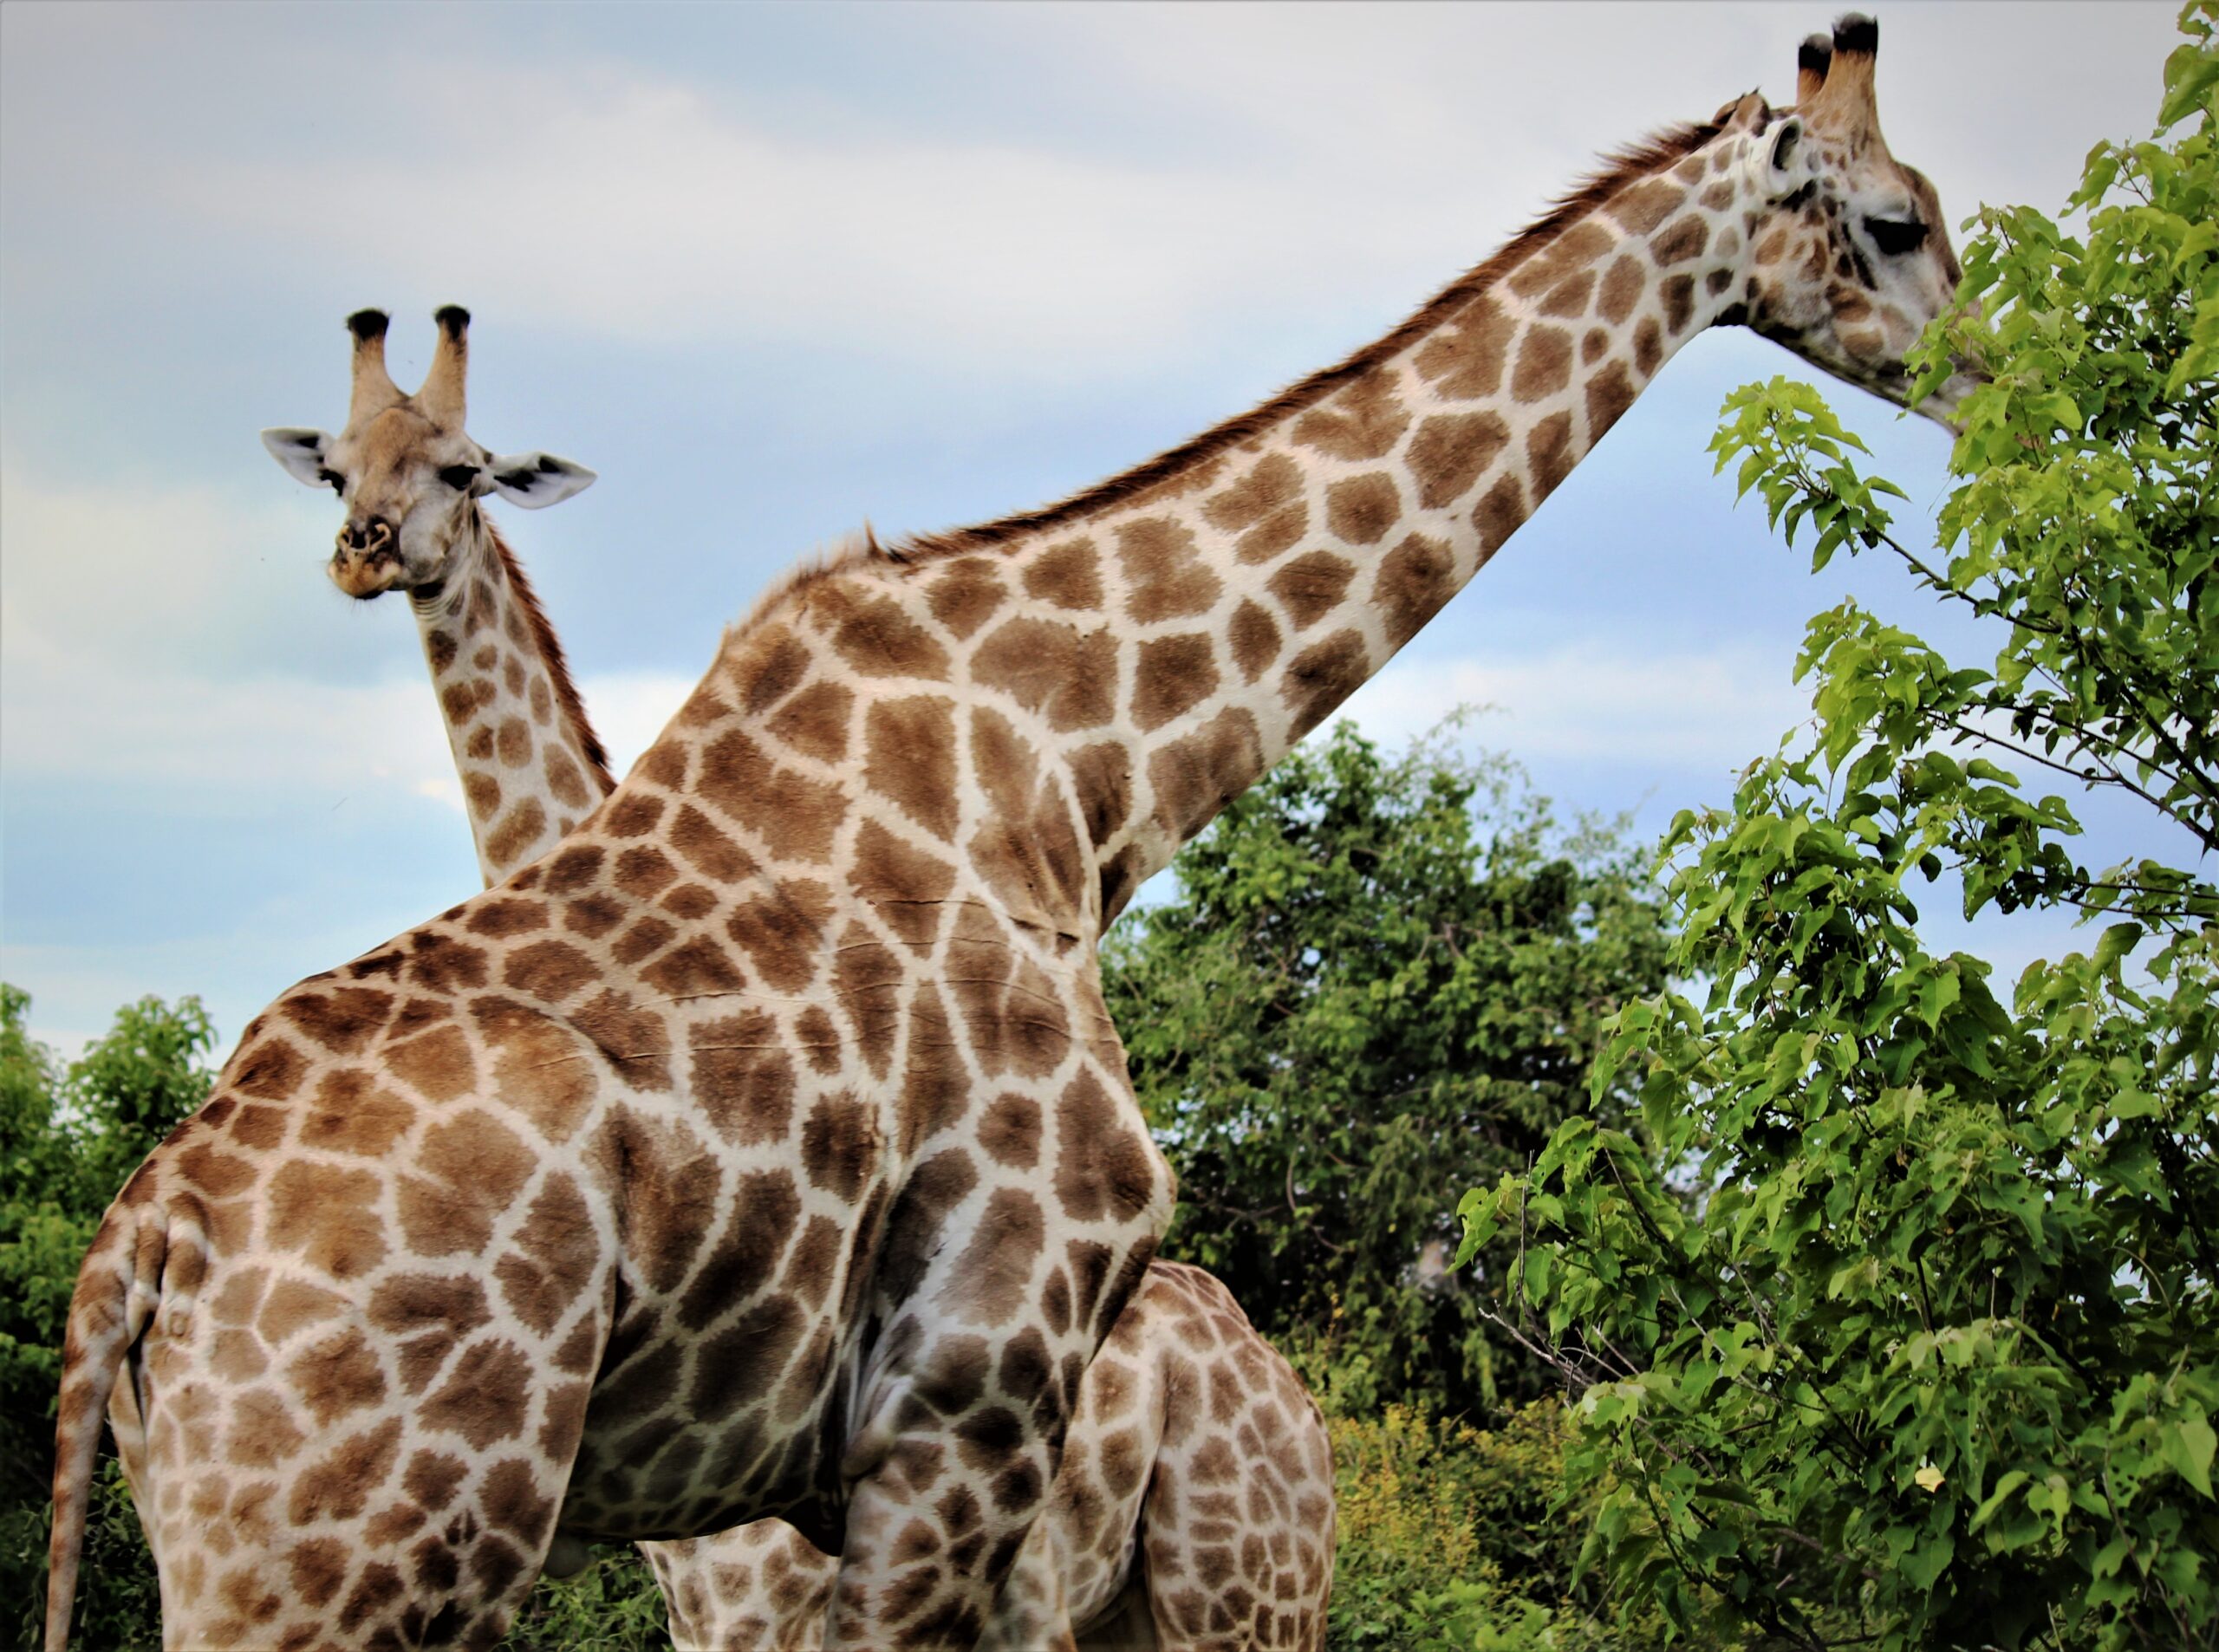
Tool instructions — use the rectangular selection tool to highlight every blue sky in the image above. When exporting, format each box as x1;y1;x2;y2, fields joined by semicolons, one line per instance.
0;1;2188;1055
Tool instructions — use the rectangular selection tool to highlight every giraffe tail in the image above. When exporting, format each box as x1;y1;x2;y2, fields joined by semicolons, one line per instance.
44;1206;165;1652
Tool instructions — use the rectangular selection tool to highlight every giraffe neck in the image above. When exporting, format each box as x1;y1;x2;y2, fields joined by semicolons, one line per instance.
413;513;614;883
962;118;1773;923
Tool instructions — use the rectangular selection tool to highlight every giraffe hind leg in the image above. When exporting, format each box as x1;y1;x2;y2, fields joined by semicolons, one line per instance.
128;1264;613;1650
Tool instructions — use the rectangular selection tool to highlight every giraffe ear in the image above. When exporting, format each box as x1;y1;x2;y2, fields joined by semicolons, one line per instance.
261;427;335;489
486;452;596;509
1761;116;1807;198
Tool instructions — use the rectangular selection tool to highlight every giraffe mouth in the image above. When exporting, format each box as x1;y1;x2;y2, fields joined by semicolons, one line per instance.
329;543;404;601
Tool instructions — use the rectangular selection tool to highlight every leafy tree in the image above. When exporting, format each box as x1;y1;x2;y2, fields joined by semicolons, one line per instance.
1106;719;1670;1416
3;985;214;1649
1463;16;2219;1650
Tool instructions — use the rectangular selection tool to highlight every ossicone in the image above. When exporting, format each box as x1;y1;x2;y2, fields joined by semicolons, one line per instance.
1796;34;1832;103
1799;10;1882;143
418;305;471;431
346;306;402;424
1832;12;1878;59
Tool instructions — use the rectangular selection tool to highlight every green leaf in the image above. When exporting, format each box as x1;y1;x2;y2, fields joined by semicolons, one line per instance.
2158;40;2219;129
1969;1470;2032;1534
2162;1415;2217;1499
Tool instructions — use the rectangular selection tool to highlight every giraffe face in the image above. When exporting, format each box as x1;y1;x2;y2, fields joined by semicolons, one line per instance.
312;406;493;599
261;308;595;601
1730;18;1975;428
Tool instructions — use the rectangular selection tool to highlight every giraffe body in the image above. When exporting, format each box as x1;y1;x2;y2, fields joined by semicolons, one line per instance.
299;366;1336;1652
50;17;1967;1648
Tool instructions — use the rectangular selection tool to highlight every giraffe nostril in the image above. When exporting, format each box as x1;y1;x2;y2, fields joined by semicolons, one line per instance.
338;517;394;557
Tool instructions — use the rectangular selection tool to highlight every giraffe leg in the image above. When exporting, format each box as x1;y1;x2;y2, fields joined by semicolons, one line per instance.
976;1512;1079;1652
818;1045;1170;1650
823;1311;1072;1651
124;1269;613;1652
1134;1276;1336;1652
644;1523;835;1652
1072;1578;1158;1652
823;1266;1154;1648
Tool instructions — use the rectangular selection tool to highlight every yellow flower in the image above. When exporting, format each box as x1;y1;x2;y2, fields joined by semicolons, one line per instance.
1914;1464;1945;1493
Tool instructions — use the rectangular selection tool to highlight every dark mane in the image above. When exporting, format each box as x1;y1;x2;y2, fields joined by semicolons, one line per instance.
487;523;615;791
888;118;1723;562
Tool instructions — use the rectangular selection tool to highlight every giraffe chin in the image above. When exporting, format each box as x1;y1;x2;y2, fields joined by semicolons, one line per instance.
329;549;404;600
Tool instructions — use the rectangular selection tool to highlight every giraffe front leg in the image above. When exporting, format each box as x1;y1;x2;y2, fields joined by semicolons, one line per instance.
823;1308;1072;1651
973;1513;1079;1652
827;1081;1171;1651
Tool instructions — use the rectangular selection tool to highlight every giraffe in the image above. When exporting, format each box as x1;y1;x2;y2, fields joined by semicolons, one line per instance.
47;15;1968;1649
276;339;1336;1650
261;307;610;885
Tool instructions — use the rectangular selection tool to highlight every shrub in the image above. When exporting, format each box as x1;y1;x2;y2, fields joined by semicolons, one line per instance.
1327;1401;1687;1652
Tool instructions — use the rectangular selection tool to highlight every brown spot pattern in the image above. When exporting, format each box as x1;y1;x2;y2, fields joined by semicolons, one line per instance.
1132;634;1219;733
1413;296;1513;400
1372;533;1457;649
864;696;959;842
1408;412;1510;510
1288;369;1410;459
1116;517;1221;624
1266;552;1356;632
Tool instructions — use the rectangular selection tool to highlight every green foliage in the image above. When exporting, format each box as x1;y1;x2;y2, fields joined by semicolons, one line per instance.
1466;17;2219;1649
1326;1401;1687;1652
1;1463;165;1651
494;1546;668;1651
2;984;214;1650
1106;719;1669;1415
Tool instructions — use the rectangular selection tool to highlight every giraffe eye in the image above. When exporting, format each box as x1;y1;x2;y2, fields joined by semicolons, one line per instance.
316;468;345;497
1865;218;1928;257
438;465;481;491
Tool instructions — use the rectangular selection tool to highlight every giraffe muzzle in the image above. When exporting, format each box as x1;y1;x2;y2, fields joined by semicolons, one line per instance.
330;517;402;599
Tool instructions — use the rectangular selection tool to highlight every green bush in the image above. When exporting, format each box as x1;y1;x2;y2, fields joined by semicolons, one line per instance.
1326;1401;1688;1652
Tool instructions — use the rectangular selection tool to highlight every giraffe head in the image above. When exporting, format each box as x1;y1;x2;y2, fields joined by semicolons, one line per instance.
1719;14;1975;426
261;307;595;599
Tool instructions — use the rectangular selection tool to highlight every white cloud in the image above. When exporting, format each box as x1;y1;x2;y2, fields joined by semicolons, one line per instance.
0;452;343;678
160;59;1454;379
3;623;462;804
578;669;698;780
0;457;457;809
1333;641;1811;772
0;451;694;810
